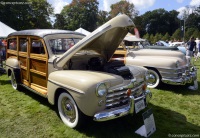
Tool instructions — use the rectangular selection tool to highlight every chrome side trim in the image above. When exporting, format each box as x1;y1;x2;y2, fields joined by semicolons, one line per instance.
48;79;85;94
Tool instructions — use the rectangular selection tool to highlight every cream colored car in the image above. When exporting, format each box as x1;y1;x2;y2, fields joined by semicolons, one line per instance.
6;15;152;128
114;44;197;88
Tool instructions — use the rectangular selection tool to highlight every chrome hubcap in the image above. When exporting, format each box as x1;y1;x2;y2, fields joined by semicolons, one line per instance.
61;98;76;123
148;73;156;85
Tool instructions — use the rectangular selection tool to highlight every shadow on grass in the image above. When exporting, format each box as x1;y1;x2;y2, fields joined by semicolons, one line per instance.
156;81;200;95
17;86;56;111
0;79;10;85
76;103;200;138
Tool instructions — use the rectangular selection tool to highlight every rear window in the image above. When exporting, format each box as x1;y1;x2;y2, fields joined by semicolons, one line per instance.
8;38;17;50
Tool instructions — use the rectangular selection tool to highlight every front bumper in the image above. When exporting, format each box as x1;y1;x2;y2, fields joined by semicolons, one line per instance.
93;90;152;122
162;67;197;85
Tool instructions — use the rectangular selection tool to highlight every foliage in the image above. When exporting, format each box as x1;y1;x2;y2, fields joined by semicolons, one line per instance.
58;0;99;32
96;10;111;27
138;9;180;37
162;32;171;41
53;14;65;29
0;59;200;137
0;0;53;30
110;1;138;20
171;28;182;41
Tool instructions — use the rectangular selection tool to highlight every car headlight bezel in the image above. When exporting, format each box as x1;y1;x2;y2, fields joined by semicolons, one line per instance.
96;83;107;97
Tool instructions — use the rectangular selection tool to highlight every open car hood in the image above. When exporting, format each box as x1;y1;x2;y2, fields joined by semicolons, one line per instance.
55;14;135;68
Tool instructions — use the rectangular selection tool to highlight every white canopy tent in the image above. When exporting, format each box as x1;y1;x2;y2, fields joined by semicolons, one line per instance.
75;28;91;36
124;33;145;42
0;21;16;38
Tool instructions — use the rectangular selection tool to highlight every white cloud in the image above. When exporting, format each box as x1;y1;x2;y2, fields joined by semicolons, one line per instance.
48;0;69;14
190;0;200;6
129;0;156;10
177;0;200;18
176;0;184;3
103;0;120;11
103;0;156;12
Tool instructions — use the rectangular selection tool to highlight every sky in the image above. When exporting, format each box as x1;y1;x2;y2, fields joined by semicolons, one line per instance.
47;0;200;16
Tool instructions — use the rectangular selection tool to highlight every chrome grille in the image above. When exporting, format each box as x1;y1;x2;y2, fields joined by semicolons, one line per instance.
106;82;144;109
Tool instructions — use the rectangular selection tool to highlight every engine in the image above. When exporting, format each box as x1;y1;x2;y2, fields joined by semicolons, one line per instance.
87;57;133;80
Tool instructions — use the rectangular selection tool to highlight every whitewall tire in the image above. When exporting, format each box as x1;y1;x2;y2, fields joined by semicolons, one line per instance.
57;92;82;128
11;72;20;90
147;69;160;88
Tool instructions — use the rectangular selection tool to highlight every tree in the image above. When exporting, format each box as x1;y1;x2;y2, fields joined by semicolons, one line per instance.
97;10;110;27
171;28;182;41
0;0;53;30
162;32;171;41
60;0;99;32
110;1;138;20
143;33;150;40
54;14;65;29
138;9;179;36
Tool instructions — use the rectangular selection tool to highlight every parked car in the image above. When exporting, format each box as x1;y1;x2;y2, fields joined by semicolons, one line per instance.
113;43;197;88
169;41;185;47
123;34;186;53
155;40;186;55
6;14;152;128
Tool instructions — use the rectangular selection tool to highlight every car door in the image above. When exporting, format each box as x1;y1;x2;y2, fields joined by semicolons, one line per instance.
28;37;48;96
18;37;29;85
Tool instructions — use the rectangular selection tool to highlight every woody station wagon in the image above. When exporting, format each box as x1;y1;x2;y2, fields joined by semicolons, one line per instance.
6;15;152;128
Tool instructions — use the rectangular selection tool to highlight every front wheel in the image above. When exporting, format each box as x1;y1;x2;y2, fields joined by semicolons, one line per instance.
147;69;160;88
11;72;20;90
57;92;83;128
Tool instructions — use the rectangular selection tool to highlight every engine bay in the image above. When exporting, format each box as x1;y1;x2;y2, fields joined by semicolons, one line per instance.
67;54;133;80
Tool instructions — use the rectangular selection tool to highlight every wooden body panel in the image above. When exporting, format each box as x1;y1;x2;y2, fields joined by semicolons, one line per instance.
6;36;48;96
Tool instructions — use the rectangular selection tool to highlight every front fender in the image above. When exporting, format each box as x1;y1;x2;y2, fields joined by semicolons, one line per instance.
47;70;123;116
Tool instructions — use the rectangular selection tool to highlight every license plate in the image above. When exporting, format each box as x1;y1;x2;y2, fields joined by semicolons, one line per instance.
135;99;145;113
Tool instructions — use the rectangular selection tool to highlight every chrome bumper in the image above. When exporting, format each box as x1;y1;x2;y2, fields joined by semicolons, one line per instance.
93;90;152;122
162;67;197;85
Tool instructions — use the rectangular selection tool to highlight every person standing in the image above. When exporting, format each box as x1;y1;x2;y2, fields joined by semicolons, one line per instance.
0;40;3;67
195;38;200;56
186;36;196;57
195;42;200;61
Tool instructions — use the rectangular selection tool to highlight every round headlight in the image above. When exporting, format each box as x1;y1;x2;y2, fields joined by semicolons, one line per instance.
96;83;107;97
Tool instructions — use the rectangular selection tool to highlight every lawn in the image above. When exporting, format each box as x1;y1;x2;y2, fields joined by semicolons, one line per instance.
0;60;200;138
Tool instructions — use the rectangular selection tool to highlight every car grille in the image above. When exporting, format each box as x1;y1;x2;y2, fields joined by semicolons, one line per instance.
105;82;144;109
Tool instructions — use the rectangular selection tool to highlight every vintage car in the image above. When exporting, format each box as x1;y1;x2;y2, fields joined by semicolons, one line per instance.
113;42;197;88
5;14;152;128
124;34;186;54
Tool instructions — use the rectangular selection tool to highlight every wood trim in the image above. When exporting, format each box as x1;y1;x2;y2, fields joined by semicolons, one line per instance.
30;69;46;77
30;83;47;95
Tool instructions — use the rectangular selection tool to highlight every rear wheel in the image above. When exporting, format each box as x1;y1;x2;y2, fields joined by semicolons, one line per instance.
57;92;84;128
147;69;160;88
11;72;20;90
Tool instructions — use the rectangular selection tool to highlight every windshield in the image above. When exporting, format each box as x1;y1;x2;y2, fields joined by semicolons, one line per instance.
49;38;81;55
122;40;150;49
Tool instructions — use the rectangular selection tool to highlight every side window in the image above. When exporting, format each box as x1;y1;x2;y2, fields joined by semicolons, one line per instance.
31;39;45;54
8;38;17;50
19;38;27;52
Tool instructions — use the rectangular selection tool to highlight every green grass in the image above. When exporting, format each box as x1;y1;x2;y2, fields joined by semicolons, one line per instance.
0;60;200;138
